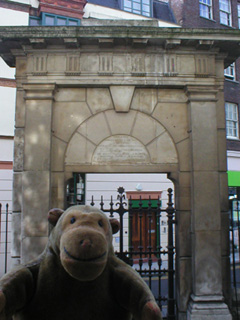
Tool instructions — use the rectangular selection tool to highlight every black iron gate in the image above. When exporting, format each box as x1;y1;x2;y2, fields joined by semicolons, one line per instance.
90;187;176;319
230;199;240;319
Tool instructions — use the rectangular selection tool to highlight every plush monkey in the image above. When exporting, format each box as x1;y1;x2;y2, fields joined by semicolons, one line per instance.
0;205;162;320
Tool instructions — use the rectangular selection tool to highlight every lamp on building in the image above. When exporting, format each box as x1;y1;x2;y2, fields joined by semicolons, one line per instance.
135;183;143;191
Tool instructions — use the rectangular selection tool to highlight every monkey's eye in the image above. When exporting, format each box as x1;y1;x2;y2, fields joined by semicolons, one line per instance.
70;217;76;224
98;220;103;227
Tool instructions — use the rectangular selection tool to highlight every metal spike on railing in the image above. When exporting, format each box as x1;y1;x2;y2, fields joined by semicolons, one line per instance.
90;195;94;207
100;195;104;211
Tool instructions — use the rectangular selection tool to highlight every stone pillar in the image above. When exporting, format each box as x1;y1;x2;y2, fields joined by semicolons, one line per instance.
186;85;232;319
11;55;27;268
20;83;56;263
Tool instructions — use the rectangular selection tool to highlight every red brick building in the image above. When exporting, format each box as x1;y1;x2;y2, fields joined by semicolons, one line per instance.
169;0;240;196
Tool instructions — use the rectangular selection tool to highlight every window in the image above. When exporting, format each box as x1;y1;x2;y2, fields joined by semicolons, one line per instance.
29;17;41;26
199;0;213;19
29;13;80;26
219;0;231;26
42;13;80;26
225;102;239;139
123;0;151;17
224;62;235;81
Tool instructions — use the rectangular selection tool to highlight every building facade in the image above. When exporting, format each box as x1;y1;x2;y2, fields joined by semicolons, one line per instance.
168;0;240;198
1;1;240;319
1;23;240;320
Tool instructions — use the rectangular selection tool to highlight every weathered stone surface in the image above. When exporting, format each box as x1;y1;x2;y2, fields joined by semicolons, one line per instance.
147;131;178;164
145;54;163;73
15;56;27;77
132;112;165;145
215;89;226;129
13;128;24;172
219;172;229;212
176;138;191;171
190;101;218;171
22;171;50;237
21;236;48;264
131;88;158;114
187;296;232;320
178;257;192;312
87;88;114;114
11;212;21;258
110;86;135;112
222;256;232;307
105;110;136;135
47;54;66;73
55;88;86;102
53;101;91;142
65;133;96;165
51;172;65;209
15;89;25;128
81;53;98;73
51;136;67;172
192;171;220;231
194;230;222;296
12;172;22;212
177;210;191;257
152;102;188;144
24;100;52;171
77;112;111;145
157;89;188;103
221;211;230;257
113;54;128;73
176;183;191;211
217;129;228;171
178;55;195;75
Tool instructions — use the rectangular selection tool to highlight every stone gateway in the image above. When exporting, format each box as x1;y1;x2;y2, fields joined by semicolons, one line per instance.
0;22;240;319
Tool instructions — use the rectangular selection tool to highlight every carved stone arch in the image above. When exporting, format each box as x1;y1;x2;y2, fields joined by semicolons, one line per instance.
65;110;178;168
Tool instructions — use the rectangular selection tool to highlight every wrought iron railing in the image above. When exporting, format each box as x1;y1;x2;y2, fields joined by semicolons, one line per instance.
230;199;240;319
0;203;11;276
90;187;176;319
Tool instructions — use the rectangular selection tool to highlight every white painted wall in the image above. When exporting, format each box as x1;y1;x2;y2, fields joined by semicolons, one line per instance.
0;59;15;78
0;87;16;136
0;138;13;277
227;151;240;171
86;173;173;207
7;0;39;8
0;138;13;208
0;7;29;26
83;3;179;27
0;139;14;162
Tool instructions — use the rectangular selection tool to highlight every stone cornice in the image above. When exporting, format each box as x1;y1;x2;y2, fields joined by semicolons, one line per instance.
23;83;57;100
0;26;240;67
185;85;219;102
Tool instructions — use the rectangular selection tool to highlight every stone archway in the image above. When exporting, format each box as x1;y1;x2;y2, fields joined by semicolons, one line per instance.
5;24;237;319
65;109;178;168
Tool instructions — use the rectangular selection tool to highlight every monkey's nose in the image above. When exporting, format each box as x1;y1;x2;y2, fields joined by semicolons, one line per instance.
80;239;92;249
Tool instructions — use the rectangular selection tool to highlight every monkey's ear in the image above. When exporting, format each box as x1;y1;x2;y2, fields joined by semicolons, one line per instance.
48;208;64;226
109;218;120;234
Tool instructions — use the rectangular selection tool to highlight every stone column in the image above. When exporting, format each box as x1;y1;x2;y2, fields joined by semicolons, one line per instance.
20;83;56;263
185;85;232;319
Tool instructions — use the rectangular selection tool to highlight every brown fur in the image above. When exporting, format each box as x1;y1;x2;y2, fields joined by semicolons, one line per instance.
0;205;162;320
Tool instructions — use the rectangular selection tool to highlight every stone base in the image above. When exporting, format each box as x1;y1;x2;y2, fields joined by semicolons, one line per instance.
187;294;232;320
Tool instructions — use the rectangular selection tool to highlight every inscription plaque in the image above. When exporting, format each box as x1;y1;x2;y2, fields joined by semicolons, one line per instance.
92;135;150;164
